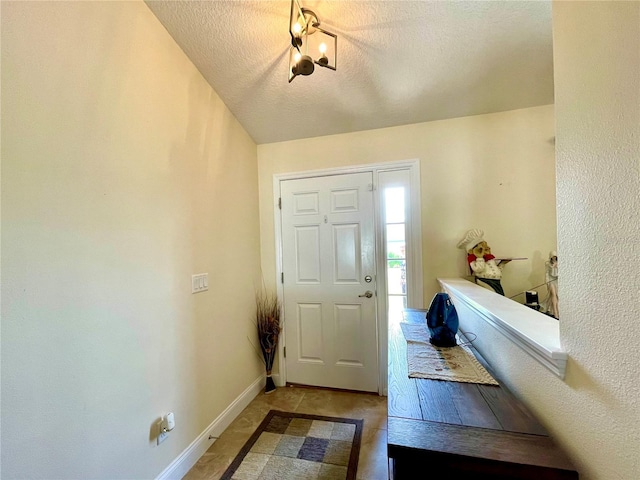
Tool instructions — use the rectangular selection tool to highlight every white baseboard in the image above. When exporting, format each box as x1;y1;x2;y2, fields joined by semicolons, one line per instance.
155;375;265;480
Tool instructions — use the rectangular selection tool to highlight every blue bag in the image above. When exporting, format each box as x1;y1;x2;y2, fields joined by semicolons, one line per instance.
426;293;459;347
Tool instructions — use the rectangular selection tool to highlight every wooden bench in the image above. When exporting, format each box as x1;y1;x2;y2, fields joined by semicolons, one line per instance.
387;308;578;479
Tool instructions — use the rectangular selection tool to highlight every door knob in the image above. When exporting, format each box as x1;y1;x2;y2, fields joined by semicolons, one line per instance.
359;291;373;298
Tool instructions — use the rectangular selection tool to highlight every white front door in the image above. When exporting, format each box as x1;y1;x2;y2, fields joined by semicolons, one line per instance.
280;172;378;392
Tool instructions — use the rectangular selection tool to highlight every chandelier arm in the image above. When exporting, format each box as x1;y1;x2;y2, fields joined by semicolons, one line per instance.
288;0;337;81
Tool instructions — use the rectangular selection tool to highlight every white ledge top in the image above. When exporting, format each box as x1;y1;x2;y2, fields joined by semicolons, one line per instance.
438;278;567;378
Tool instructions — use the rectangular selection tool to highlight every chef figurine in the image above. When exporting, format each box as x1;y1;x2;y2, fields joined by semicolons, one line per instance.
457;228;511;295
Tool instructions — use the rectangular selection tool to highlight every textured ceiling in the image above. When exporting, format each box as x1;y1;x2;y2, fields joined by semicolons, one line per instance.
145;1;554;145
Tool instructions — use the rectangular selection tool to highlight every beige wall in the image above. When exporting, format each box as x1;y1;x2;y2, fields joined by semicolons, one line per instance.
552;1;639;477
258;105;557;302
1;2;262;478
4;2;636;480
454;3;640;480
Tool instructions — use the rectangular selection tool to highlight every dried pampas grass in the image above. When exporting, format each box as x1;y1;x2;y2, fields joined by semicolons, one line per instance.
256;290;281;393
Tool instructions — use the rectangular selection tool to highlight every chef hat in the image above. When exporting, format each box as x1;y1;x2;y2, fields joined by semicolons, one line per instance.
549;251;557;258
456;228;485;252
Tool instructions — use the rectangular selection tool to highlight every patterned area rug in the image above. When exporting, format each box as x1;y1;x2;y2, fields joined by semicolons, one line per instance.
400;322;498;385
220;410;363;480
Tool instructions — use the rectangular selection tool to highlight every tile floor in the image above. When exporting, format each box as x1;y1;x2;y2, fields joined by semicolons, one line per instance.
183;386;389;480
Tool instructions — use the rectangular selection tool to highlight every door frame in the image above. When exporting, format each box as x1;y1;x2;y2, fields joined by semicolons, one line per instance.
273;159;423;396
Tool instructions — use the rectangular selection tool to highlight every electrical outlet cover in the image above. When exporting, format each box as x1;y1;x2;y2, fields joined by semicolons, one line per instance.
157;420;168;445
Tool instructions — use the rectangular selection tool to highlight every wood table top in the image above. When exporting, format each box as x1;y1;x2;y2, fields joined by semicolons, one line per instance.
389;308;546;435
388;308;578;476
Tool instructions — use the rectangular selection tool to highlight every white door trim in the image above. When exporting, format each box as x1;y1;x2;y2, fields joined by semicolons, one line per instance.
273;159;423;396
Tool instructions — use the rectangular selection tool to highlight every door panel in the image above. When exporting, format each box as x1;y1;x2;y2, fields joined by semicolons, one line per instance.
331;189;359;212
334;304;364;366
297;303;324;363
333;223;360;283
295;226;321;283
281;172;378;392
293;191;320;214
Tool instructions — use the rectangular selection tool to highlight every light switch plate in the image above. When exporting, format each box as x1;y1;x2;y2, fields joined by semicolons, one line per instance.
192;273;208;293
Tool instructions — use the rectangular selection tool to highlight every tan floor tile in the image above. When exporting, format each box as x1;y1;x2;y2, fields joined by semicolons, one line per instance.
183;386;388;480
206;429;254;457
182;452;233;480
356;428;388;480
223;404;272;436
294;390;387;431
250;386;306;411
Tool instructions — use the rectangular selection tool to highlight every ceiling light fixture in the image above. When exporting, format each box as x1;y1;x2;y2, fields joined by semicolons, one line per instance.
288;0;337;83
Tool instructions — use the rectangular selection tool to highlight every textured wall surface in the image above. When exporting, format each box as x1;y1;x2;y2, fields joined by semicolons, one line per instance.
1;2;262;478
455;3;640;480
551;2;640;478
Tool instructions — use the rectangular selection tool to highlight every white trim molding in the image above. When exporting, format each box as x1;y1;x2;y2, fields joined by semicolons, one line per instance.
438;278;568;379
155;375;265;480
273;159;423;396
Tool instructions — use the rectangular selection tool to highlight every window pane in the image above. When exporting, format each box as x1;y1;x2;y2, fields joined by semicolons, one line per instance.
388;295;407;323
386;224;405;242
387;260;407;295
387;224;405;259
387;241;406;260
385;187;405;223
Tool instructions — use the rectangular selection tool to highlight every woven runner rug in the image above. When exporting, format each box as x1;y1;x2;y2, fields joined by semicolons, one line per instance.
220;410;363;480
400;322;498;385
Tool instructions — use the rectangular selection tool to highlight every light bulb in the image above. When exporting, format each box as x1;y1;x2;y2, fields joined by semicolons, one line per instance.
293;23;302;35
319;43;327;54
294;52;301;63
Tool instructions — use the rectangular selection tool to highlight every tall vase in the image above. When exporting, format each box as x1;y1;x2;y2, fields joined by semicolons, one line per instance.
265;371;276;394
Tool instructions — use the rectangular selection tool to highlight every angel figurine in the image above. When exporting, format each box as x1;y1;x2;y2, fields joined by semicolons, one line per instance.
544;251;559;319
